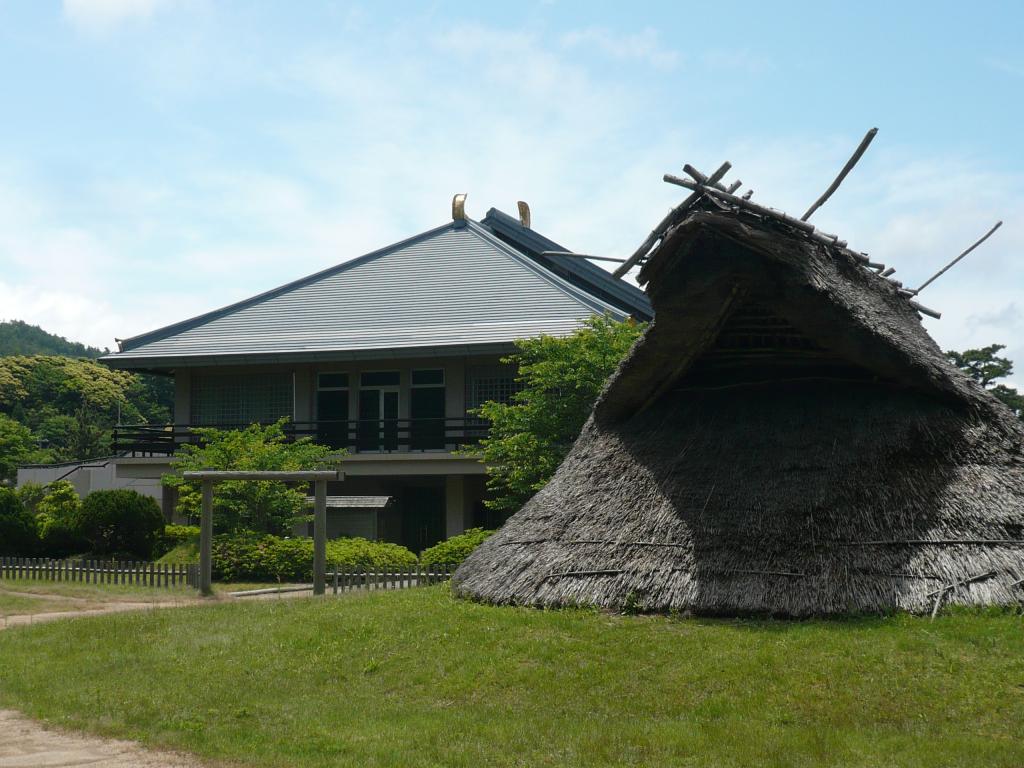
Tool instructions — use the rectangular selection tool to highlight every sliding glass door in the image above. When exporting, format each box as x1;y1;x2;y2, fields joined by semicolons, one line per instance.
357;372;399;451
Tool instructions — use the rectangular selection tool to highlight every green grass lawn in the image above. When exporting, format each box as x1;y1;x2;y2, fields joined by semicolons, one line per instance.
0;577;197;603
0;591;91;616
0;587;1021;768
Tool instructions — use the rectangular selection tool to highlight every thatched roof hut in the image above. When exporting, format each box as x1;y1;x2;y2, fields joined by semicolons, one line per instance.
453;167;1024;616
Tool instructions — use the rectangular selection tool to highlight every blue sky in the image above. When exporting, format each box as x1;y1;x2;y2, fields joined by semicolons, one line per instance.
0;1;1022;378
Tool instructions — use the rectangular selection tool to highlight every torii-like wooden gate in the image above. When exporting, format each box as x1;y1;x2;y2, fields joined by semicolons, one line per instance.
183;470;344;596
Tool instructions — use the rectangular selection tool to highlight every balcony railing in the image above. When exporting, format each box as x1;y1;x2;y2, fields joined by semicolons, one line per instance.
112;418;489;457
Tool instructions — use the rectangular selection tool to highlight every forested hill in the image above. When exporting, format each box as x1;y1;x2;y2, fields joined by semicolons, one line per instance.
0;321;172;480
0;320;107;358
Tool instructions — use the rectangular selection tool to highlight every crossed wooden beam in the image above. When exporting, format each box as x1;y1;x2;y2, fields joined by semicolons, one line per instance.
183;470;344;596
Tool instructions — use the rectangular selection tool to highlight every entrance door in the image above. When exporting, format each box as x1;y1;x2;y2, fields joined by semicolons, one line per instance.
358;387;399;451
316;373;349;449
399;487;446;553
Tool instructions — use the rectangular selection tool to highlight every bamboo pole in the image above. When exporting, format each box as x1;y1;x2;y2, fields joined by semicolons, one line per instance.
801;127;878;221
612;161;732;278
915;221;1003;294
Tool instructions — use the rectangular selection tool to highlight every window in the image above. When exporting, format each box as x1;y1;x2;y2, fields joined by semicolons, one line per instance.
466;365;521;411
318;372;349;389
360;371;400;387
411;369;444;387
191;372;293;426
316;372;350;449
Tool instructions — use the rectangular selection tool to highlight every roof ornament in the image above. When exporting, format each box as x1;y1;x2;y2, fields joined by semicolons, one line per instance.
452;193;468;223
517;200;531;228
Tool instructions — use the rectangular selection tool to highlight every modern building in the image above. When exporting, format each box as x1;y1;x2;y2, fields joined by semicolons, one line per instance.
19;201;650;553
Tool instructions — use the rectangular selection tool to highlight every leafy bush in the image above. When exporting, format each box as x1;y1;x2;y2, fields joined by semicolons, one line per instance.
162;420;337;535
15;482;47;514
153;524;200;558
77;489;165;559
211;532;417;582
471;315;645;514
420;528;496;566
34;480;87;558
0;487;36;555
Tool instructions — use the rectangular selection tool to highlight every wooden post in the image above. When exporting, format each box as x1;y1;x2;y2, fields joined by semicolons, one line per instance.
313;479;327;596
199;478;214;596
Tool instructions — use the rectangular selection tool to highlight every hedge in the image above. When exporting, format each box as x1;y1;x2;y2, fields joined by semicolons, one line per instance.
211;532;417;582
420;527;496;566
154;524;200;558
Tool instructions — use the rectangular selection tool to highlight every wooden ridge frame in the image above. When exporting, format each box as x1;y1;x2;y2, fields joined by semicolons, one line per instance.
182;470;344;596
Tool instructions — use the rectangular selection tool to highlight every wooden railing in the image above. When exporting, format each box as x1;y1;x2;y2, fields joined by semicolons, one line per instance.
0;557;198;588
113;418;489;456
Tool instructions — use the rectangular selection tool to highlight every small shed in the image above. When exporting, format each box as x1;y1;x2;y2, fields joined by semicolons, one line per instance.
305;496;398;541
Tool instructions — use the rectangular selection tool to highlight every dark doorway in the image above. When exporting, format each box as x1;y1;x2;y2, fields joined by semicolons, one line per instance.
399;487;446;553
316;385;349;449
410;387;445;449
358;388;399;451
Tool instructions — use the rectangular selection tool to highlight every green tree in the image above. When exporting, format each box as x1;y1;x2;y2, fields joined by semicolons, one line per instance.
947;344;1024;419
34;480;87;557
162;420;338;535
473;315;645;516
0;355;173;467
0;413;48;482
0;487;37;555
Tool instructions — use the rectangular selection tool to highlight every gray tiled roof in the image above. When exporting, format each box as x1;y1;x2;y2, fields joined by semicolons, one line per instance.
305;496;394;509
104;218;633;369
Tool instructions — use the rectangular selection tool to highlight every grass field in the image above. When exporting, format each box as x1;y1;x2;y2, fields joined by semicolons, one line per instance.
0;587;1022;768
0;591;91;616
0;577;197;603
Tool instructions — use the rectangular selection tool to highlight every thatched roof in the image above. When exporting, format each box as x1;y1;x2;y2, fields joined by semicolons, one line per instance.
453;171;1024;617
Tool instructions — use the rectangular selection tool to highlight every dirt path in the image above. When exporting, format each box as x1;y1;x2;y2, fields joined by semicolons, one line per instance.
0;710;205;767
0;596;215;767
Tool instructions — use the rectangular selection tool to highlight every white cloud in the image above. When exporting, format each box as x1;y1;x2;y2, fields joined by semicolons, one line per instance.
561;27;680;70
985;57;1024;78
62;0;170;34
3;16;1022;381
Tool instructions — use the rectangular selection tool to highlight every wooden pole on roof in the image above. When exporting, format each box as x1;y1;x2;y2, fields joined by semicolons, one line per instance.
801;127;878;221
914;221;1003;294
612;161;732;279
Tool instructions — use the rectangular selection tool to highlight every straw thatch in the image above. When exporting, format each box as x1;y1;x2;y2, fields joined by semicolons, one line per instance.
453;195;1024;616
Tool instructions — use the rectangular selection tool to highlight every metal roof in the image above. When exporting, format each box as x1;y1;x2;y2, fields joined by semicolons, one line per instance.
103;218;632;370
480;208;653;320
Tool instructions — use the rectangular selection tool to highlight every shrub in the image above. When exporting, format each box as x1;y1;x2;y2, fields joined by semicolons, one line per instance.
34;480;87;558
153;524;200;558
15;482;47;515
78;489;165;559
211;532;417;582
420;528;496;567
0;487;36;555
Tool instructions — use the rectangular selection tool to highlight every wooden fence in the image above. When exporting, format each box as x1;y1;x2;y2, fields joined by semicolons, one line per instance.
328;564;455;595
0;557;199;588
